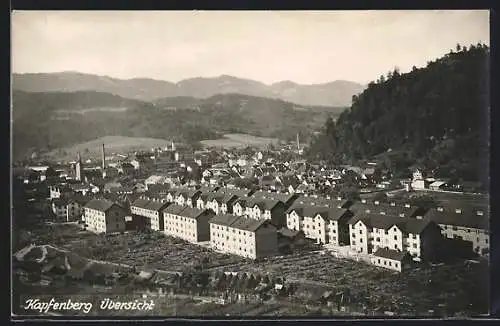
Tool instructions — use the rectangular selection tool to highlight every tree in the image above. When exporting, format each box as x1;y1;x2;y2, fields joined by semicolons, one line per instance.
456;43;462;52
408;194;438;210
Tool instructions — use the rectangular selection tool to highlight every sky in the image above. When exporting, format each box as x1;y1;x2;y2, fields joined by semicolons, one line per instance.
12;10;490;85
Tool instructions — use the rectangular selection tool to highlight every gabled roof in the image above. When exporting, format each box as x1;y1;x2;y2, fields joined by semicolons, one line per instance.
181;207;214;220
84;199;119;212
163;204;187;216
131;198;151;209
209;214;240;227
348;213;435;235
373;248;409;261
251;199;283;211
230;217;272;232
424;209;489;230
314;208;350;221
145;200;170;211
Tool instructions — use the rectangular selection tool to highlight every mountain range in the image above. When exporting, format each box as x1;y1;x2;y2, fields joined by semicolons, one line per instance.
12;72;366;107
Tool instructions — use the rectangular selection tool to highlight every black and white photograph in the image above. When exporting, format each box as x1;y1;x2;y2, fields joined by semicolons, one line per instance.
11;10;491;318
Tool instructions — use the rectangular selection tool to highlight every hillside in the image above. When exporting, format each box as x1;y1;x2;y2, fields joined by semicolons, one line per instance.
308;43;489;184
12;91;343;160
12;72;365;107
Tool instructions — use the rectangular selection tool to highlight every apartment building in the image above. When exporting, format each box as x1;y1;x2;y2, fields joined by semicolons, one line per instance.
163;205;215;243
349;200;425;218
209;214;278;259
348;213;442;262
130;197;170;231
286;205;353;245
425;206;489;255
83;199;127;233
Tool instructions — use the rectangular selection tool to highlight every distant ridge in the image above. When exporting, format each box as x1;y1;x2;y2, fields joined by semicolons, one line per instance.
12;72;366;107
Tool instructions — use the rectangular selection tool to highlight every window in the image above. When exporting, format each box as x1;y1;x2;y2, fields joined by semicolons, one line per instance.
389;262;392;266
385;230;389;235
360;238;363;243
352;233;356;238
378;259;381;264
352;241;356;245
359;230;362;234
413;243;417;248
452;226;458;231
394;236;397;240
486;238;489;244
395;263;398;268
384;261;387;266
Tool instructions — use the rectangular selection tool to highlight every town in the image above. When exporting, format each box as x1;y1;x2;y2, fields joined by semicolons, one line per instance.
11;10;490;319
12;138;489;316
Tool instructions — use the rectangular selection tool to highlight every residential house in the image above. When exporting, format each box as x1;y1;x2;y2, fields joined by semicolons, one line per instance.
163;205;215;243
371;248;413;272
130;197;171;231
209;214;278;259
348;213;443;262
49;185;74;199
83;199;127;233
175;189;203;207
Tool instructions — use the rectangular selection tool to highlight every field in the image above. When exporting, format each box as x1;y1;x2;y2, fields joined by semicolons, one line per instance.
43;136;172;161
200;133;280;149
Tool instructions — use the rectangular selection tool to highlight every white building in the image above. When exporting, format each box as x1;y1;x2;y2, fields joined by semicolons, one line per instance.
209;214;278;259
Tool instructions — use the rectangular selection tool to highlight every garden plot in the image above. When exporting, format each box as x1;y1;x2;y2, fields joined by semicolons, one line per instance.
42;225;243;272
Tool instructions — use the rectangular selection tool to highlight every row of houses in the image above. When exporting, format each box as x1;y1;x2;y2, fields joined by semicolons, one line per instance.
81;186;489;272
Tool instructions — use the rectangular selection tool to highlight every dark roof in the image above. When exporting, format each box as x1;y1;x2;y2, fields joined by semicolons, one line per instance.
145;200;170;211
424;209;489;230
209;214;240;226
163;204;187;216
287;197;350;212
349;202;419;217
84;199;118;212
348;213;435;234
315;208;350;221
52;198;68;207
131;198;151;209
181;207;213;220
230;217;271;232
277;227;302;238
373;248;409;261
251;199;283;211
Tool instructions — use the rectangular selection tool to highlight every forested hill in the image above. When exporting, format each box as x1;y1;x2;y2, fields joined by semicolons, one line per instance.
308;43;489;184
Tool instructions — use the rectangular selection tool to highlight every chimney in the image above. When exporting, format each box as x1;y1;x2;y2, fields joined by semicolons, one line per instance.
361;199;366;203
455;209;462;214
477;210;484;216
416;216;423;220
404;203;411;208
374;201;380;205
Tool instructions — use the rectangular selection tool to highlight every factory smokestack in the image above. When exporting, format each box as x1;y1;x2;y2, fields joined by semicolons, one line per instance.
101;144;106;178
